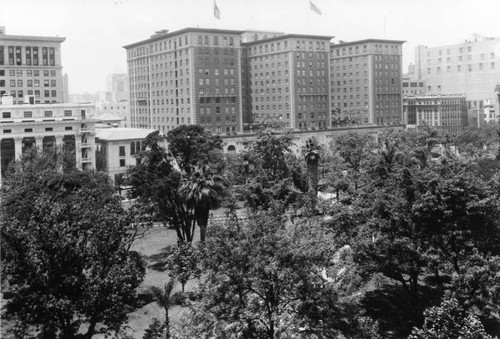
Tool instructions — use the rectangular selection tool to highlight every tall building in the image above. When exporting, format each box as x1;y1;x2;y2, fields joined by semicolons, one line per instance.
0;27;68;104
124;28;245;134
415;35;500;101
0;95;96;180
403;93;467;132
106;73;129;102
242;34;332;130
329;39;405;125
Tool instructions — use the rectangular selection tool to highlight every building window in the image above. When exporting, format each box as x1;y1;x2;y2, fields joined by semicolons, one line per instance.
2;112;11;119
24;111;33;118
119;146;126;157
44;111;53;118
65;126;73;131
119;159;126;167
64;110;72;117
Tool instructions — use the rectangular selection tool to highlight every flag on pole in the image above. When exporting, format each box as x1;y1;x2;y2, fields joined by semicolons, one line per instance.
310;0;322;15
214;0;220;19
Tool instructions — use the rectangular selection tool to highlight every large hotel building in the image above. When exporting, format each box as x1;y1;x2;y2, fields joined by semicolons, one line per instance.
329;39;405;125
124;28;245;134
126;28;406;133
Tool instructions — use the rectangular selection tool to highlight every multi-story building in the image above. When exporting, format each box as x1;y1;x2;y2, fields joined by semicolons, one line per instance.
467;99;497;127
402;77;426;96
124;28;245;135
415;35;500;101
0;95;96;180
95;127;153;180
0;27;68;104
106;73;129;102
403;93;467;132
242;34;332;130
329;39;405;126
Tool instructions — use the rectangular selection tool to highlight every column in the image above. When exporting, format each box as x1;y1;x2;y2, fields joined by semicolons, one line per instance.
75;134;82;170
14;137;23;160
55;135;64;149
35;136;43;152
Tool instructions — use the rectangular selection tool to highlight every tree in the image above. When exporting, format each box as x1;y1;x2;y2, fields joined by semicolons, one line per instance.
175;204;376;338
333;132;373;190
166;242;201;292
127;131;195;243
408;298;495;339
149;279;175;339
301;136;322;200
178;166;227;243
247;129;294;181
1;150;145;339
166;125;223;174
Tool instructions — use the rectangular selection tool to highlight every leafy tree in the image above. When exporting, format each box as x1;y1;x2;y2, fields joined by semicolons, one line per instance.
178;166;227;243
301;136;322;200
1;150;145;339
176;204;376;338
332;131;373;190
127;131;195;243
408;298;495;339
166;242;201;292
166;124;223;174
246;129;294;181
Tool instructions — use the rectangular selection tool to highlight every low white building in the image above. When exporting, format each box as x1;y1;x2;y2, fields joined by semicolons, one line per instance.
95;127;154;181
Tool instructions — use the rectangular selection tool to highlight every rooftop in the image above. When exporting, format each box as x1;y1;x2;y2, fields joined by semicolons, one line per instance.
123;27;246;49
96;128;155;141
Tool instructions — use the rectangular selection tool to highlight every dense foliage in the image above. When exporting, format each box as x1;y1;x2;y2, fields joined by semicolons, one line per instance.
3;125;500;338
1;149;145;338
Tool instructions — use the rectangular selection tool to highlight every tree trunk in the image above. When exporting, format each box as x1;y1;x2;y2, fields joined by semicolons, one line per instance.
165;306;170;339
197;209;210;243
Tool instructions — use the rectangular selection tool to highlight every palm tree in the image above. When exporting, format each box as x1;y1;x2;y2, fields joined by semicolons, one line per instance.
301;137;322;199
179;166;227;243
150;278;175;339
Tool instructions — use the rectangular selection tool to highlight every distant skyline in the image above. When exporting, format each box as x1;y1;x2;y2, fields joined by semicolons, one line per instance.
1;0;499;94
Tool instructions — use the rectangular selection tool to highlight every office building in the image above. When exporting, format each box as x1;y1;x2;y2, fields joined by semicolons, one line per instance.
124;28;245;134
403;93;467;132
0;27;68;104
415;35;500;101
242;33;332;130
329;39;405;125
0;95;96;180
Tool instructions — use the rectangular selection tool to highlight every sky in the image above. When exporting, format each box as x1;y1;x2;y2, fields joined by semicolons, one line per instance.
1;0;500;94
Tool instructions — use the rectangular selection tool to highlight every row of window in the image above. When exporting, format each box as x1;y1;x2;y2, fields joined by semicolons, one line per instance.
1;46;56;66
333;44;400;57
0;69;57;77
427;62;496;74
1;109;81;119
4;79;57;87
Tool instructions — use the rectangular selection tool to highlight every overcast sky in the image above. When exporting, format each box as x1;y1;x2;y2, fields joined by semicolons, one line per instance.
1;0;499;94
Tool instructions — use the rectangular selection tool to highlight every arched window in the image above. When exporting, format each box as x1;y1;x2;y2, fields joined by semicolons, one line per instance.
197;35;203;45
227;145;236;154
284;41;288;49
204;36;209;45
271;44;274;52
229;37;234;46
223;37;228;46
185;36;188;45
254;34;258;41
214;36;218;45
